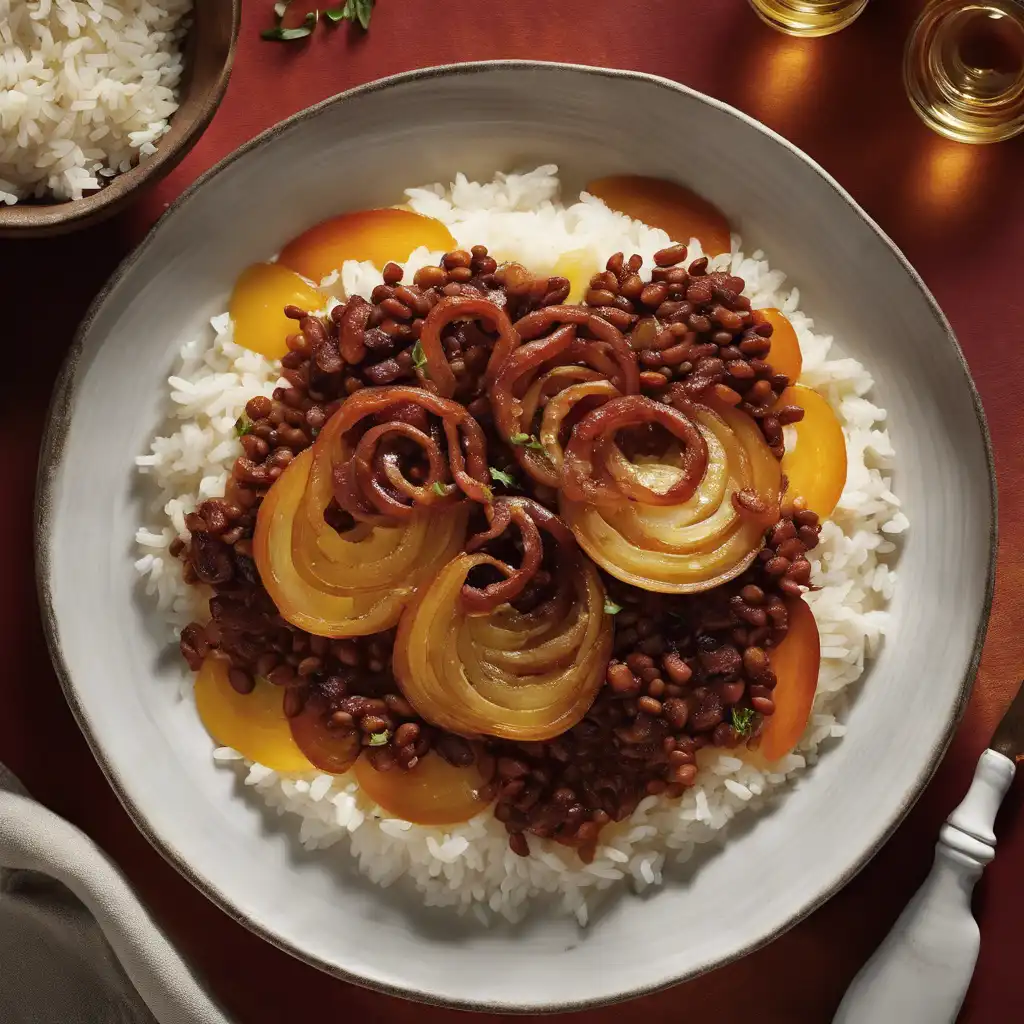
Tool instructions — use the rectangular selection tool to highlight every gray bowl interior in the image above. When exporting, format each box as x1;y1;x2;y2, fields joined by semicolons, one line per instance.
38;63;994;1011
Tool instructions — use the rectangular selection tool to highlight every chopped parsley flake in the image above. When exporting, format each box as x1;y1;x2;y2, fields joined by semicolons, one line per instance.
509;432;544;451
489;466;518;489
731;707;756;737
411;339;429;375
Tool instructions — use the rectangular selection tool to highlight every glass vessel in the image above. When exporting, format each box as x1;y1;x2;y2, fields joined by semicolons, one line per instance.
905;0;1024;142
748;0;869;37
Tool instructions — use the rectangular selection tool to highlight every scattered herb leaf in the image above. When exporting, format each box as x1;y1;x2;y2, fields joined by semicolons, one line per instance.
411;339;429;375
431;481;447;497
509;432;544;451
266;0;374;42
603;599;623;616
325;0;374;29
489;466;518;489
731;707;756;737
261;8;318;41
234;413;253;437
368;730;390;747
481;484;494;503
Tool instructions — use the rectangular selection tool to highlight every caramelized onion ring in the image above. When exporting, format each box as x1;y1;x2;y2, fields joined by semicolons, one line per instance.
489;307;640;487
538;379;620;472
352;421;453;519
461;501;542;614
560;399;782;594
514;305;640;395
254;448;470;636
489;325;578;487
417;296;519;397
561;395;708;507
461;497;576;614
324;386;492;519
520;365;603;429
393;548;612;742
333;459;389;526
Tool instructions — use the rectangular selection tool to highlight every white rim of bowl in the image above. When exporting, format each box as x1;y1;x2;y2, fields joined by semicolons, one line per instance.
34;60;998;1013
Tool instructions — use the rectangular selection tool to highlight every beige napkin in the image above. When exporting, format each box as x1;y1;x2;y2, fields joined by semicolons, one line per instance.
0;765;231;1024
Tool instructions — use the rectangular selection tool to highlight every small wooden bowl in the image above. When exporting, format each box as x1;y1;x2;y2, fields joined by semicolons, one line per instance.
0;0;240;238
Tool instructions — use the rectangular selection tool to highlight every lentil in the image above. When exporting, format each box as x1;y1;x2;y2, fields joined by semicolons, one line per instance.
177;242;824;859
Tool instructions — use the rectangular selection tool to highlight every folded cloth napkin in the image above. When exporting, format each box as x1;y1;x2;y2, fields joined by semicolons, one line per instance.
0;765;231;1024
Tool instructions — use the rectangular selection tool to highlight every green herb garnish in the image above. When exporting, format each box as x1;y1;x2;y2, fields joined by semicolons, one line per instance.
489;466;518;489
411;339;429;375
731;707;756;737
325;0;375;29
265;0;374;42
431;481;447;497
234;413;253;437
261;7;318;41
509;432;544;451
481;484;494;503
603;599;623;616
368;730;390;747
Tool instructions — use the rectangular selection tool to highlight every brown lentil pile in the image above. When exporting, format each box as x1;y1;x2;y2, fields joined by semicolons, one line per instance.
583;247;805;454
279;248;571;409
176;243;821;860
489;503;820;860
178;500;460;769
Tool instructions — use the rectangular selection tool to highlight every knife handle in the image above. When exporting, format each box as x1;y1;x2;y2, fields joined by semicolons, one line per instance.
832;749;1016;1024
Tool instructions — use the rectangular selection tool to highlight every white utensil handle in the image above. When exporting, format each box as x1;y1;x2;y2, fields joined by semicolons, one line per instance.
833;748;1015;1024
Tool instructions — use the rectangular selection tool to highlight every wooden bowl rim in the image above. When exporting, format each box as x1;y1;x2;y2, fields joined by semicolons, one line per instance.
0;0;241;237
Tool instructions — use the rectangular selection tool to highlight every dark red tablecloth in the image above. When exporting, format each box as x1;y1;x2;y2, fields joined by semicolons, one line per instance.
4;2;1024;1022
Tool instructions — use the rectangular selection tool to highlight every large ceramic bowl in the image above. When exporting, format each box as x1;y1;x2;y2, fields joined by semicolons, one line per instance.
36;62;995;1011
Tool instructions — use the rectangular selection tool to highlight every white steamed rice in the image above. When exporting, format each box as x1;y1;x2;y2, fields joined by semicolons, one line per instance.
134;166;905;926
0;0;191;204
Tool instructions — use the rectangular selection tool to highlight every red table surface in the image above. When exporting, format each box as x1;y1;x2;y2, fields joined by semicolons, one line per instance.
3;2;1024;1022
